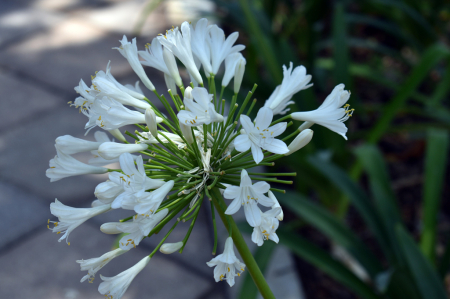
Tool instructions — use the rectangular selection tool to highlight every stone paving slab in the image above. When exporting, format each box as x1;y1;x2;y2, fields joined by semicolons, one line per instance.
0;224;212;299
0;181;49;250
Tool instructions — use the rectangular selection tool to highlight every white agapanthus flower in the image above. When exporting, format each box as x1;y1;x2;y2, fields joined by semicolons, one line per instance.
224;169;274;227
206;237;246;287
46;145;107;182
88;131;138;166
145;107;158;137
251;207;281;246
77;248;126;283
234;107;289;164
268;191;284;221
97;142;148;160
134;180;174;215
157;22;203;85
102;209;168;250
160;242;184;254
98;256;150;299
95;180;124;204
139;37;171;75
162;47;183;87
190;18;212;76
264;62;313;115
115;36;155;91
107;153;165;209
291;84;353;140
208;25;245;74
222;53;243;88
177;87;224;126
55;135;102;155
49;199;111;244
137;131;186;149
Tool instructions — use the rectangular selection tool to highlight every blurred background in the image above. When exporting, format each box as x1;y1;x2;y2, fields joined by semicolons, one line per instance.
0;0;449;298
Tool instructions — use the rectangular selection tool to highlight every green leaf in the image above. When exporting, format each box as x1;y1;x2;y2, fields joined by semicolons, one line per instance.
355;145;404;265
420;129;449;263
238;242;277;299
367;44;450;144
396;226;447;299
332;2;351;87
278;228;379;299
438;235;450;278
307;155;392;261
277;192;382;278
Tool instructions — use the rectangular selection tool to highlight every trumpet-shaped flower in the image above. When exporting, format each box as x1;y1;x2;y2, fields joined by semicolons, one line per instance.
97;142;148;160
49;199;111;244
264;62;312;115
139;37;170;75
157;22;203;85
108;153;165;209
222;53;242;88
55;135;103;155
177;87;223;126
208;25;245;74
291;84;353;140
46;145;107;182
134;180;174;215
206;237;246;287
268;191;283;221
115;36;155;91
98;256;150;299
77;248;126;283
251;208;281;246
234;107;289;164
190;18;212;75
224;169;274;226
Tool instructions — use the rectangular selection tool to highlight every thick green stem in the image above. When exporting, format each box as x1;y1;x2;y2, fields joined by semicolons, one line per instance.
210;188;275;299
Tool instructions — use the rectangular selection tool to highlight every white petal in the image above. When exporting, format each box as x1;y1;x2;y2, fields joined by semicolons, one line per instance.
254;107;273;129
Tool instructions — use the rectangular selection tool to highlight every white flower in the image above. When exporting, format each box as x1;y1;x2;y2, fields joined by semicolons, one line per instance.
164;73;178;94
160;242;183;254
177;87;223;126
190;18;212;75
134;180;174;215
77;248;126;283
115;36;155;91
55;135;102;155
179;122;194;144
264;62;312;115
145;107;158;137
206;237;246;287
162;46;182;87
139;37;170;75
74;79;96;106
222;53;242;87
268;191;283;221
158;22;203;85
46;145;107;182
95;180;124;204
97;142;148;160
285;129;313;156
234;107;289;164
234;56;246;94
188;56;202;86
91;199;105;207
49;199;111;244
98;256;150;299
224;169;274;227
137;131;185;149
108;153;165;209
88;131;136;166
103;209;169;250
208;25;245;74
251;208;281;246
92;65;150;110
291;84;353;140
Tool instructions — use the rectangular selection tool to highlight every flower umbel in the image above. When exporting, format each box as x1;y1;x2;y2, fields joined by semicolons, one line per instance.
46;17;352;298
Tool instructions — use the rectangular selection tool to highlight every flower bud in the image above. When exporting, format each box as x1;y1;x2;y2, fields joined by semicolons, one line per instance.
107;129;127;143
298;121;314;132
100;222;122;234
163;47;182;87
285;129;313;156
164;73;177;95
160;242;183;254
98;142;148;160
184;86;193;100
55;135;102;155
145;107;158;137
234;57;246;94
268;191;284;221
180;122;194;144
91;199;105;207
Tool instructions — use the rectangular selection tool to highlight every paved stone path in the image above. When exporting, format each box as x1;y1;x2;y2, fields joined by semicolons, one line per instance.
0;1;305;298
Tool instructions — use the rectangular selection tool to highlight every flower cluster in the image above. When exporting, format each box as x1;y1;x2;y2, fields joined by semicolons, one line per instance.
46;18;353;298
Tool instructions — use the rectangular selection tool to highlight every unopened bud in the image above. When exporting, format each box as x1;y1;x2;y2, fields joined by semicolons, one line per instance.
180;122;194;144
285;129;313;156
162;47;182;87
145;107;158;137
160;242;184;254
100;222;122;234
107;129;127;143
184;86;193;100
234;57;246;94
98;142;148;160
